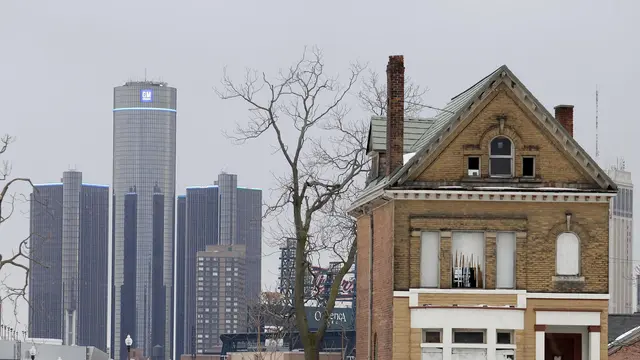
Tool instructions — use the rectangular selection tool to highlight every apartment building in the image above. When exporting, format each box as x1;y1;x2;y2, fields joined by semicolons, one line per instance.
348;56;616;360
195;245;247;354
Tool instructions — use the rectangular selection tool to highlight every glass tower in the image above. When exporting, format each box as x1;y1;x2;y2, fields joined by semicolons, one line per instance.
29;171;109;351
111;81;176;360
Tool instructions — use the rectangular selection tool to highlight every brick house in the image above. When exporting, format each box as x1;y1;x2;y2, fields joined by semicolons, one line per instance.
347;55;617;360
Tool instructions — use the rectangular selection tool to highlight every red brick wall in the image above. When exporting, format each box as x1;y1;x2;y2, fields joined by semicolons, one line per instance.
355;215;371;359
372;202;395;360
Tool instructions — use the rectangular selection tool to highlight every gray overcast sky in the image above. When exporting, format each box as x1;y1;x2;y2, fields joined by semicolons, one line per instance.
1;0;638;332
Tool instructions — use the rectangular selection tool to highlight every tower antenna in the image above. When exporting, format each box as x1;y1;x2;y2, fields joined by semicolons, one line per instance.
145;68;147;82
595;85;599;162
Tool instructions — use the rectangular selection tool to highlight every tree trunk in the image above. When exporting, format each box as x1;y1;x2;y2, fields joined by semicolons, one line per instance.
304;343;320;360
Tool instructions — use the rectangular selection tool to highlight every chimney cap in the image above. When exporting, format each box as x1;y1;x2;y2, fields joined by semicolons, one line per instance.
554;104;574;109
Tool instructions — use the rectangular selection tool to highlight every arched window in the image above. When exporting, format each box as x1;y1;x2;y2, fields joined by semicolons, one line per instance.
556;232;580;276
489;136;513;177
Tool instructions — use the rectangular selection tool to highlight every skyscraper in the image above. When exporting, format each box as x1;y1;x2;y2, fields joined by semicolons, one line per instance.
183;186;219;357
111;81;177;360
608;166;634;314
236;187;262;302
175;173;261;358
29;171;109;350
173;195;186;360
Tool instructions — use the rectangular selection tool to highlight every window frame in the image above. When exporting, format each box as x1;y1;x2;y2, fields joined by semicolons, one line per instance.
496;330;515;345
467;156;481;177
522;156;536;177
452;329;486;344
451;231;486;289
489;136;514;178
422;329;443;343
556;232;581;276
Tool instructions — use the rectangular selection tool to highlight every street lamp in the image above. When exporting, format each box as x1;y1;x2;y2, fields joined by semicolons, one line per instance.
125;335;133;360
29;346;36;360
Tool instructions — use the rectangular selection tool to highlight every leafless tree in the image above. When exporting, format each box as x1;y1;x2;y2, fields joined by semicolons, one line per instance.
216;47;366;360
357;68;428;117
0;134;36;328
244;291;296;359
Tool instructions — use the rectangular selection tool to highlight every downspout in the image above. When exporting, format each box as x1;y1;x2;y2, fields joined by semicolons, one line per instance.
368;211;374;360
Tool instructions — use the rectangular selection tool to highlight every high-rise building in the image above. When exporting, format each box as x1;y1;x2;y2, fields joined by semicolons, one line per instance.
182;186;219;357
29;171;109;350
111;81;177;360
175;173;262;358
195;245;247;353
174;195;186;360
235;187;262;303
608;166;634;314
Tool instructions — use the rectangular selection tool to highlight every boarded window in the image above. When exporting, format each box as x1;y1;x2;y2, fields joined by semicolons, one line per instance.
496;232;516;288
420;232;440;287
556;232;580;275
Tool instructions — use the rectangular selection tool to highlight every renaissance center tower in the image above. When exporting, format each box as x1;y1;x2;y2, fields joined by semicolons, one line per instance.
111;81;176;360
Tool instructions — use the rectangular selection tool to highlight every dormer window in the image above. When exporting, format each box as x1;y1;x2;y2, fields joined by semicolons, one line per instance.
489;136;513;177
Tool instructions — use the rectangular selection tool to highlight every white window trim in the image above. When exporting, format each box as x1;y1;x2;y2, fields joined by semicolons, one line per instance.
489;136;514;178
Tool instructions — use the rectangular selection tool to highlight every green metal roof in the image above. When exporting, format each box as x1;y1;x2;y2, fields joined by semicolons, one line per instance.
367;116;435;153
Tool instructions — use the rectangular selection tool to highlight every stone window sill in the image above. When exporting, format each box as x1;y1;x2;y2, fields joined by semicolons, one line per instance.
552;275;585;282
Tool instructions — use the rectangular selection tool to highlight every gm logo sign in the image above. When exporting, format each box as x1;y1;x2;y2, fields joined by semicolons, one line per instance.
140;89;153;103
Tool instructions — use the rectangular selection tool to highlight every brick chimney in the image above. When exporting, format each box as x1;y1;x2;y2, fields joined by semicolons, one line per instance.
554;105;574;137
386;55;405;175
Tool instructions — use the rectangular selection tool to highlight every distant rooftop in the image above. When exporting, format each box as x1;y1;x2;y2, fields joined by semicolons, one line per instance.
123;80;169;87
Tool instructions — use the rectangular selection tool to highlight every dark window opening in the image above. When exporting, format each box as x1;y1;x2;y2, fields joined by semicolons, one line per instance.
489;137;513;177
468;157;480;176
423;331;441;343
453;330;485;344
490;158;512;176
522;157;535;177
497;331;513;344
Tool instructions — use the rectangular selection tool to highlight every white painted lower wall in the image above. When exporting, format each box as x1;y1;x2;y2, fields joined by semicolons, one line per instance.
411;307;525;330
413;307;522;360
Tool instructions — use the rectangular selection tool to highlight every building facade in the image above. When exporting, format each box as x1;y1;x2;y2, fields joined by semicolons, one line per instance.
236;187;262;303
111;81;177;360
174;195;187;360
183;185;220;358
348;56;616;360
195;245;247;353
29;171;109;350
608;167;634;314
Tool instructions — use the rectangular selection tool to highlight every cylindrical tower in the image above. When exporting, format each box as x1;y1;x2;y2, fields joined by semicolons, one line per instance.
112;81;176;360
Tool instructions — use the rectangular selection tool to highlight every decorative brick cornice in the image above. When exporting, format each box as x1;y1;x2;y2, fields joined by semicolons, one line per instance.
588;326;601;333
535;325;547;331
386;189;614;203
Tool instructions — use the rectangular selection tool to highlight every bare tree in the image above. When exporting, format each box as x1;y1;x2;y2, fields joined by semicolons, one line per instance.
0;134;36;325
244;291;296;359
216;47;367;360
357;68;428;117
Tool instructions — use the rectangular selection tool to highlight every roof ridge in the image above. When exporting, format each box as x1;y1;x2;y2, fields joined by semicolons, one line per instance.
450;64;507;101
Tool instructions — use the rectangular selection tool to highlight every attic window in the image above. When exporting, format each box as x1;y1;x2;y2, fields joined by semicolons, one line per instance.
489;137;513;177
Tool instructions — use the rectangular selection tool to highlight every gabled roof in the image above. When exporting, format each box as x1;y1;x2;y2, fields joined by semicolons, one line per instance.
350;65;617;213
367;116;435;153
